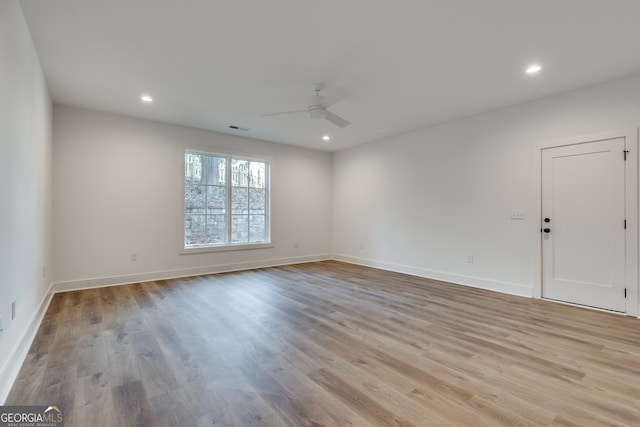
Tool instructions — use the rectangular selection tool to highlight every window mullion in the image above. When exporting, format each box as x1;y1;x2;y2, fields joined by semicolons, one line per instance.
246;184;250;241
227;156;232;244
203;160;208;236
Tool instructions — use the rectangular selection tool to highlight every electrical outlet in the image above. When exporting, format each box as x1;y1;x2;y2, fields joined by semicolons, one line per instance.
130;253;138;262
359;242;364;250
466;255;474;263
294;242;299;248
11;302;16;320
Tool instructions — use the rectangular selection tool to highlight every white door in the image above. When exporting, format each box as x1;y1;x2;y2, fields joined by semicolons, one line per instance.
542;138;626;312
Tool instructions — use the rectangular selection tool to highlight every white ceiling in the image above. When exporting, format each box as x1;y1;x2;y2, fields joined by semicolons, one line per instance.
19;0;640;152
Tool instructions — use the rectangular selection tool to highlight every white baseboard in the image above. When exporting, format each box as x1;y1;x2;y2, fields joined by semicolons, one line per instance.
0;284;54;405
333;254;533;298
52;254;331;293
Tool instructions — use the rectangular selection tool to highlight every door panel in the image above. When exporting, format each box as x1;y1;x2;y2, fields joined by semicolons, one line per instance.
542;138;626;312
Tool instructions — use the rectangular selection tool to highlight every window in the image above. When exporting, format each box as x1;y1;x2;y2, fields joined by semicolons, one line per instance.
183;150;270;251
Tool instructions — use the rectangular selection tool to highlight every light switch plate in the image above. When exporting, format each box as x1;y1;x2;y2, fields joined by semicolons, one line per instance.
511;209;526;220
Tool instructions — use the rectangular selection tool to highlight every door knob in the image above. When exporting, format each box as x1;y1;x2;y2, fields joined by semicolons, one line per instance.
543;228;551;233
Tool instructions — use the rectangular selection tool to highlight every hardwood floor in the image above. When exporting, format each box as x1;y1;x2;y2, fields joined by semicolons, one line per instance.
7;261;640;426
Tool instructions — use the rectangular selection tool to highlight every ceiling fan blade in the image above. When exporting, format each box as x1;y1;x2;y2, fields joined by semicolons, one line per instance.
325;111;351;128
262;109;306;117
322;88;349;107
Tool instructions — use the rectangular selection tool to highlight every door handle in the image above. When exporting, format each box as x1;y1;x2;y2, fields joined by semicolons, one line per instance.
543;228;551;233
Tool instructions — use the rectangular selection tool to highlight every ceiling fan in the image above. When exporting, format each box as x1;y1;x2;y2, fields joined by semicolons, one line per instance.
262;84;351;128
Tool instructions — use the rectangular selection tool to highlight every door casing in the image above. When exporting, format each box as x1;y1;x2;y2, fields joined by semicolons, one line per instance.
532;128;638;317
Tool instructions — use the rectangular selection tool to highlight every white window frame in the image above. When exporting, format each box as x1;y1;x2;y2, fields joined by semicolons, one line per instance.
180;147;272;254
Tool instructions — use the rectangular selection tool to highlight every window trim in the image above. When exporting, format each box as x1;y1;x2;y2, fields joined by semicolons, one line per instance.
179;147;273;255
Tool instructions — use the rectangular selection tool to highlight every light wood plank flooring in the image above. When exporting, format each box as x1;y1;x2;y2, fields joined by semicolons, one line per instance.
7;261;640;426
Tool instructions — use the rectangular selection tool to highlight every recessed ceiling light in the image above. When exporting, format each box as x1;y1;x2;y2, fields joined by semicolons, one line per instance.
140;95;153;103
322;135;331;141
526;64;542;74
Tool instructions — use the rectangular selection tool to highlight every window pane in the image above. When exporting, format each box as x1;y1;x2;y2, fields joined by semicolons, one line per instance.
185;215;207;246
231;214;249;243
249;162;266;188
185;215;227;246
232;187;248;214
185;184;205;214
207;185;226;214
249;188;265;213
201;155;226;185
249;215;266;242
185;153;202;183
206;215;227;244
232;159;249;187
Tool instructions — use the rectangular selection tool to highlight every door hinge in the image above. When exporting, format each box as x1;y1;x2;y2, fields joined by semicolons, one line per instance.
624;288;627;298
624;150;629;161
624;219;627;229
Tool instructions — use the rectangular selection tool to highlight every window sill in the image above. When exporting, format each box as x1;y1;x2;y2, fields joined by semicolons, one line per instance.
179;242;273;255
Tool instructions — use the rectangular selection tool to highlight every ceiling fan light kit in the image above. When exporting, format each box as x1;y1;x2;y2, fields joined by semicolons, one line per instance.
308;108;327;119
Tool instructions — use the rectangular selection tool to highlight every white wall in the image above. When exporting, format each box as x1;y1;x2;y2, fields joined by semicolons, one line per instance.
52;106;332;289
0;1;53;402
333;74;640;304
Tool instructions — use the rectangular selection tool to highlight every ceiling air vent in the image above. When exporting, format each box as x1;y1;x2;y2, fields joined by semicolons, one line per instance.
229;125;249;131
